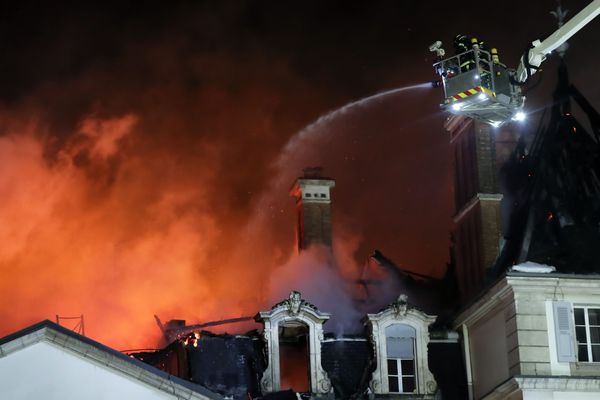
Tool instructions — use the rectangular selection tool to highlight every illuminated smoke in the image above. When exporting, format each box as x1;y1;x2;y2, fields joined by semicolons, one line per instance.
0;114;220;348
268;244;363;334
0;8;451;348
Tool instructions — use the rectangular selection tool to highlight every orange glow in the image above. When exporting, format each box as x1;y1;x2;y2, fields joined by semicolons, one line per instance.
0;111;366;349
0;51;452;349
0;113;281;349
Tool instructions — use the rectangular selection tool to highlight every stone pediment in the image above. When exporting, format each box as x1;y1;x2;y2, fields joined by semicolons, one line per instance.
367;294;431;322
256;291;330;324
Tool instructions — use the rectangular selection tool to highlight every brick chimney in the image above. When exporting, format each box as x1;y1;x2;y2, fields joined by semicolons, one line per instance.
290;167;335;251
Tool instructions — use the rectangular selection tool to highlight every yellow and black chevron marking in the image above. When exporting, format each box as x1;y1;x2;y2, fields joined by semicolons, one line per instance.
451;86;496;101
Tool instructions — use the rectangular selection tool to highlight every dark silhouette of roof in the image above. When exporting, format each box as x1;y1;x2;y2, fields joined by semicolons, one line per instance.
187;331;266;400
321;339;373;398
493;60;600;277
360;249;459;320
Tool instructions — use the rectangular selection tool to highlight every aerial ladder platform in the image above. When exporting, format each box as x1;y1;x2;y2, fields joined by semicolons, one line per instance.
430;0;600;127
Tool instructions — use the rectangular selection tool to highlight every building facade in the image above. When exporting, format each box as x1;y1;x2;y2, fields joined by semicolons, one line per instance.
455;272;600;399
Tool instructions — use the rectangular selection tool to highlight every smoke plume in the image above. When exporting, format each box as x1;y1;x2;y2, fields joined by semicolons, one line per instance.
0;2;453;349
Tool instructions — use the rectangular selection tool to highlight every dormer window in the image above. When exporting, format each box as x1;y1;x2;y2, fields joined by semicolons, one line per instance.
365;294;437;395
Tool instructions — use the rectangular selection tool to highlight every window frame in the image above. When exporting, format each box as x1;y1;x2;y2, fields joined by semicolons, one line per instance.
387;356;416;393
574;306;600;363
384;324;417;393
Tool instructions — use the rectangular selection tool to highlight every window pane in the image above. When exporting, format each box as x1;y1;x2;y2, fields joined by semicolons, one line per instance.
579;344;589;362
592;345;600;362
387;338;414;359
575;308;585;325
588;309;600;325
387;359;398;375
576;326;588;343
385;324;416;338
388;376;399;392
401;359;415;376
402;377;415;393
591;327;600;344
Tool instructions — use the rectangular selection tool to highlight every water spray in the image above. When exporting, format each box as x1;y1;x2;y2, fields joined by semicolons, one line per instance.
280;82;433;159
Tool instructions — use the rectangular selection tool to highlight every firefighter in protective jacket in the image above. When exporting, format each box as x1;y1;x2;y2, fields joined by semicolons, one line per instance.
454;34;474;72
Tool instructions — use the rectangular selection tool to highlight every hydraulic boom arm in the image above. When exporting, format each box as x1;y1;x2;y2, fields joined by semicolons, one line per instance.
515;0;600;83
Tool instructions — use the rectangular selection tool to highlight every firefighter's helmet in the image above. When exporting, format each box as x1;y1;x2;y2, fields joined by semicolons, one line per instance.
454;34;468;46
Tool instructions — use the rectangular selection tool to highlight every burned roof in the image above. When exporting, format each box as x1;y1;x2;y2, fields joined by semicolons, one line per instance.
360;249;458;317
187;333;265;400
321;338;373;399
493;61;600;277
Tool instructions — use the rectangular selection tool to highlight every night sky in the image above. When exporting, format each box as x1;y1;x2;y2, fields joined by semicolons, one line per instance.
0;0;598;346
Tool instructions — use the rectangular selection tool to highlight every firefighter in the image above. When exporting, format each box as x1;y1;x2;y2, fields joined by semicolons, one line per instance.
454;34;475;72
491;48;500;64
453;34;469;54
472;37;493;88
491;48;505;80
478;39;490;62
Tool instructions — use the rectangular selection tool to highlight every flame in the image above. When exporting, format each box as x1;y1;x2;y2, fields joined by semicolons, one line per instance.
0;113;273;348
0;109;367;348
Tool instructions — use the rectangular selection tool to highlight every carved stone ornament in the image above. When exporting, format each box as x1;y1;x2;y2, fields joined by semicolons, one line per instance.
391;294;409;317
261;377;272;392
319;378;331;392
262;328;271;341
369;332;378;355
426;380;437;393
286;290;303;315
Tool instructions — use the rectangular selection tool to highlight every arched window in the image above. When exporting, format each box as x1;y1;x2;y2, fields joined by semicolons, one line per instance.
385;324;416;393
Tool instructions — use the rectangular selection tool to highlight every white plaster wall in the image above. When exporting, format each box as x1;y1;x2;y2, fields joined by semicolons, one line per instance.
0;342;177;400
470;311;509;399
515;279;600;376
523;390;600;400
